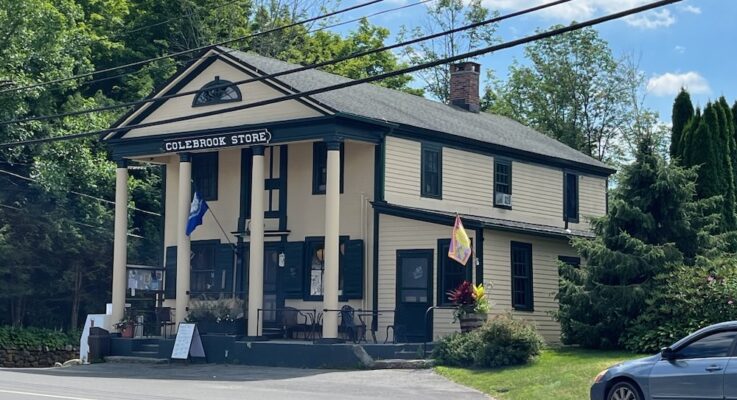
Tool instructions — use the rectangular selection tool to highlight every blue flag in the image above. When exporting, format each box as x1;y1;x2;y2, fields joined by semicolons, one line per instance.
186;192;209;236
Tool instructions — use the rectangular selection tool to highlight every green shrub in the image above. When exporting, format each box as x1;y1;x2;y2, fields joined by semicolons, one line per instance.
433;314;545;368
0;326;79;350
623;260;737;353
432;331;481;367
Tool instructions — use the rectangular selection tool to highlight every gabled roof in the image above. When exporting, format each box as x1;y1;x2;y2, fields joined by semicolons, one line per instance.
223;47;614;174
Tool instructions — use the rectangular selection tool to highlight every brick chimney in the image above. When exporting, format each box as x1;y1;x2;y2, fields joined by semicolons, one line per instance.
449;62;481;113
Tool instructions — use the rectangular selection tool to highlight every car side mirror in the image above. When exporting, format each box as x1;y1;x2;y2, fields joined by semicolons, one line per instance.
661;347;676;360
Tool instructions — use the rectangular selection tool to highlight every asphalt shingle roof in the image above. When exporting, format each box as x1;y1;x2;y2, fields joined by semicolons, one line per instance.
226;48;613;173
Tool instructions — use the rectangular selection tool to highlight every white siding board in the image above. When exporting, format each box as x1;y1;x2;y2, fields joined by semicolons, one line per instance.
483;229;578;344
377;214;477;342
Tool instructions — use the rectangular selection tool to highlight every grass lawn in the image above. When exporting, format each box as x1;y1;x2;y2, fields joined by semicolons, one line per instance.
435;347;644;400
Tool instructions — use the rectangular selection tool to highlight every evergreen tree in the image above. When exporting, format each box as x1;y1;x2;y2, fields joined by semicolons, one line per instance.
680;108;702;164
557;136;706;348
686;104;722;199
715;100;737;229
671;89;694;160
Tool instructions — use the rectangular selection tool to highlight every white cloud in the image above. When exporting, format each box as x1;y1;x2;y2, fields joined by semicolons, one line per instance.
680;4;701;14
674;45;686;54
482;0;677;29
646;72;710;96
624;9;675;29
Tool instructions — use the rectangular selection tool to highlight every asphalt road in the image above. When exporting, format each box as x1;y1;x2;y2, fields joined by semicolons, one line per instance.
0;363;488;400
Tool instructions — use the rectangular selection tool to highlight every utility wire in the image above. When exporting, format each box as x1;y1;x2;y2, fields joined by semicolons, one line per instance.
0;0;562;127
23;0;434;98
110;0;249;39
0;0;681;149
0;169;161;216
0;0;384;95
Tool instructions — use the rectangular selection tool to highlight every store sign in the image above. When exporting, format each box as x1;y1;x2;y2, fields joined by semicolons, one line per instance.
163;129;271;152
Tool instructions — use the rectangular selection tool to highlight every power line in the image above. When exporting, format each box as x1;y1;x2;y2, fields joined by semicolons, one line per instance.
0;169;161;216
0;0;384;95
0;0;681;149
20;0;433;100
110;0;249;39
1;0;563;127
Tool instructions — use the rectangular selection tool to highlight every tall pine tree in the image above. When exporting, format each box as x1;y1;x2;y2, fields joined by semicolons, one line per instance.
716;99;737;229
686;104;722;199
557;136;705;348
671;89;694;160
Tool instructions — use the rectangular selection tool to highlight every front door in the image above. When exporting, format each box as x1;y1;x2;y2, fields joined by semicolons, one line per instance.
395;250;433;343
262;244;284;329
649;330;737;400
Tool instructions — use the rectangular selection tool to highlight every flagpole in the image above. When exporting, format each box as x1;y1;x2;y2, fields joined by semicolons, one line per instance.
207;208;238;254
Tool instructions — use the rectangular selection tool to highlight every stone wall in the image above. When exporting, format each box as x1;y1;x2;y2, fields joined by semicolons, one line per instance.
0;346;78;368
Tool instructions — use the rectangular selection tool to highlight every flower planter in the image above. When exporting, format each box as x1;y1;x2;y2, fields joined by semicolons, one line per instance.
459;312;487;333
119;322;135;338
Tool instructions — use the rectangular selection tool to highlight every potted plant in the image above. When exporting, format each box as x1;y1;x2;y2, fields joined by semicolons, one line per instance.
448;280;490;333
186;299;244;335
114;313;136;338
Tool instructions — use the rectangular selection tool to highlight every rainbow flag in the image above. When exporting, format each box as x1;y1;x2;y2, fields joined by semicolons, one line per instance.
449;215;472;265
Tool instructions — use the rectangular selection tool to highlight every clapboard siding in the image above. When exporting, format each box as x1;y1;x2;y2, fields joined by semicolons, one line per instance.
377;214;477;342
442;147;494;207
124;59;325;137
384;136;421;198
511;161;563;224
570;175;607;231
484;229;578;344
384;135;607;230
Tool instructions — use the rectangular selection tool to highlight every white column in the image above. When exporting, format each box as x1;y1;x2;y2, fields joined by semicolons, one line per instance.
175;154;192;327
111;160;129;329
247;146;266;337
322;141;341;339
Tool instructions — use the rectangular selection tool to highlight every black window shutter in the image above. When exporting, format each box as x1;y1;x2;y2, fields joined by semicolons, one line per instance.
164;246;177;299
215;244;234;293
282;242;305;299
342;240;364;299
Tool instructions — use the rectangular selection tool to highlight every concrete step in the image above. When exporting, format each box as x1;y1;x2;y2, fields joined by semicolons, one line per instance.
131;351;160;358
139;344;159;351
370;359;435;369
104;356;169;364
393;350;426;360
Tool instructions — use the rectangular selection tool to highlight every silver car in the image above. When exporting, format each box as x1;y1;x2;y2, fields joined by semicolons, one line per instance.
590;321;737;400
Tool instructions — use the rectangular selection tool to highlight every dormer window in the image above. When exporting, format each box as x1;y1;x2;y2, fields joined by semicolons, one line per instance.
192;76;242;107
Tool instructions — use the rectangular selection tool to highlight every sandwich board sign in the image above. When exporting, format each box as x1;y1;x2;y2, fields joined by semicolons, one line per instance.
171;323;206;360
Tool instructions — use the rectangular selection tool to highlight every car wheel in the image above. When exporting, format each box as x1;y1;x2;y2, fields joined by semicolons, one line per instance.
607;381;641;400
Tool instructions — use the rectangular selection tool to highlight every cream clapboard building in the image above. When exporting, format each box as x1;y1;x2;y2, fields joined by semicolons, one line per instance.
103;47;613;344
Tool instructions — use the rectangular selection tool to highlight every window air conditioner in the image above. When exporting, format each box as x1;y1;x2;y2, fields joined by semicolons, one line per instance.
496;193;512;207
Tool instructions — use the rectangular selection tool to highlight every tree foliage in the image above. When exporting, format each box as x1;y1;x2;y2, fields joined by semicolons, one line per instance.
486;26;660;164
670;89;693;160
399;0;497;102
556;136;721;349
0;0;418;330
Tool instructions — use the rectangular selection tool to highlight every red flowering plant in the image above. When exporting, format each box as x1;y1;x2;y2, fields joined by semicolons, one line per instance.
447;280;490;321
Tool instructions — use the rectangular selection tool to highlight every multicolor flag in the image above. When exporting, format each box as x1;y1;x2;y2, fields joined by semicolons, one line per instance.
186;192;209;236
449;215;472;265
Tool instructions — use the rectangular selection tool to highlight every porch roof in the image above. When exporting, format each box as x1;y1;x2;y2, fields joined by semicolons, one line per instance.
372;201;595;239
224;48;614;176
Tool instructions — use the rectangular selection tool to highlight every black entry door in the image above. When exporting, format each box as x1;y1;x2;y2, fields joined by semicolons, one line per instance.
395;250;433;342
262;243;284;328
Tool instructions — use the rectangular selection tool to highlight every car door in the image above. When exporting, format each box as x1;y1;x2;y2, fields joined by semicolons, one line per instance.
649;329;737;400
724;354;737;400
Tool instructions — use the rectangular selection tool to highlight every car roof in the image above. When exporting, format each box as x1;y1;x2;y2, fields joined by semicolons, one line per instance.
671;321;737;349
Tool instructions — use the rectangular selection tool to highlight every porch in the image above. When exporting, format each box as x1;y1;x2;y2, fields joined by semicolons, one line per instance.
108;336;436;369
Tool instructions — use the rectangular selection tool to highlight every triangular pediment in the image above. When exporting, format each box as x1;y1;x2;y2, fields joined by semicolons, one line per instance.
106;49;332;140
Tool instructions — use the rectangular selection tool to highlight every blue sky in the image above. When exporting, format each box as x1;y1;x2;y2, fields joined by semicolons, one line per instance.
331;0;734;124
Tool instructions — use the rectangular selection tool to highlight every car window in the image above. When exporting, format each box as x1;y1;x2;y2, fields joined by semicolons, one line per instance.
676;330;737;359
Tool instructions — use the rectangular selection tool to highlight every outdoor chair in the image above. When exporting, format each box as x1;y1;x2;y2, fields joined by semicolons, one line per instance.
339;305;367;343
156;307;175;338
281;307;312;340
